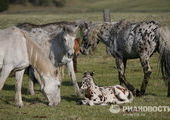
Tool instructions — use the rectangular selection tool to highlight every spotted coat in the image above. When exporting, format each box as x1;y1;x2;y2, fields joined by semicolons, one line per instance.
80;20;169;96
80;72;134;106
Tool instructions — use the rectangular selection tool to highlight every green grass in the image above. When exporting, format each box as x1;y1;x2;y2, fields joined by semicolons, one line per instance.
0;7;170;120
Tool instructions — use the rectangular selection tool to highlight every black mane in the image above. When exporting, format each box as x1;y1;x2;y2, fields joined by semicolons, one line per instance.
16;21;76;28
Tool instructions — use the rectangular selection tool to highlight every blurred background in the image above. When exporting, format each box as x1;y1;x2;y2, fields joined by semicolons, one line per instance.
0;0;170;14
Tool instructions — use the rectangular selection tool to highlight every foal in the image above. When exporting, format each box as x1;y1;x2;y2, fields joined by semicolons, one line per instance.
80;72;134;106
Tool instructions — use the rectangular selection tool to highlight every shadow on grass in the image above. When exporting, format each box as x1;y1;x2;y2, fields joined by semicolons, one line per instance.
62;95;81;102
62;81;73;86
0;97;12;105
3;84;30;95
22;97;48;105
62;81;82;87
145;93;158;96
0;97;48;106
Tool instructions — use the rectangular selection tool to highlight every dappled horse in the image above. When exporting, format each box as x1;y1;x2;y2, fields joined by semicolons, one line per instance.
0;27;61;107
80;20;170;96
79;21;102;55
17;21;82;96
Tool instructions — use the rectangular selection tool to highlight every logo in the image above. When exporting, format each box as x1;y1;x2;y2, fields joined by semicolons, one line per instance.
109;105;121;113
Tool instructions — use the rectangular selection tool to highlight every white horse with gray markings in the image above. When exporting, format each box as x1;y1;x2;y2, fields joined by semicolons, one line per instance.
17;21;82;96
0;27;61;107
80;20;170;97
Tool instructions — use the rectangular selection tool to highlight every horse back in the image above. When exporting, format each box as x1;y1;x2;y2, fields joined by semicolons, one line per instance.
0;27;29;69
114;21;160;59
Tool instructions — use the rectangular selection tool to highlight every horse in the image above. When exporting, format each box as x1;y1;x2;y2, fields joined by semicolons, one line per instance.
0;27;61;107
80;20;170;97
17;21;82;96
80;72;133;106
73;38;81;72
55;37;81;80
79;21;102;55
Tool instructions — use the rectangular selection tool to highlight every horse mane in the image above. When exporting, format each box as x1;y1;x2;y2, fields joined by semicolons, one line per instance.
17;21;76;28
21;31;57;76
113;20;131;32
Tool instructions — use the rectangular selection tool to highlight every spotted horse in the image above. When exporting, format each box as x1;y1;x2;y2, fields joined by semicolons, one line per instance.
80;20;170;96
80;72;134;106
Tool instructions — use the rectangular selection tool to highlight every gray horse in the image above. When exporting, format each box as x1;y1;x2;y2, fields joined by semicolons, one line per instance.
80;20;170;96
0;27;61;107
79;21;102;55
17;21;81;96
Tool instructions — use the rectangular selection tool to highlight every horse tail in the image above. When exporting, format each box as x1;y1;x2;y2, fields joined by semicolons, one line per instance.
158;27;170;96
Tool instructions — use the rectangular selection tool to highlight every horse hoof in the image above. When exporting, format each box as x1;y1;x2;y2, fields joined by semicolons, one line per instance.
78;101;83;105
135;89;143;97
16;103;24;108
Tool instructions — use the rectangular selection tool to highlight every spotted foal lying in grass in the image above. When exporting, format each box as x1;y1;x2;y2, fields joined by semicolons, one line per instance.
80;72;134;106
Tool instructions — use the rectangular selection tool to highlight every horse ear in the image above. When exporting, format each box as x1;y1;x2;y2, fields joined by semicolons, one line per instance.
84;72;87;75
90;72;94;76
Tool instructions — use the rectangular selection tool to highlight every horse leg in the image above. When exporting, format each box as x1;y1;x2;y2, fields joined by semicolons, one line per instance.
73;54;78;73
120;59;127;85
67;60;82;97
15;69;25;107
28;67;35;95
140;55;152;95
167;80;170;97
116;58;136;94
60;66;65;79
0;65;13;90
34;69;44;90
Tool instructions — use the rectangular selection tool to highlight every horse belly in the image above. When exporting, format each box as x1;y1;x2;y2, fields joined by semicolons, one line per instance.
13;45;29;70
122;49;140;59
120;40;140;59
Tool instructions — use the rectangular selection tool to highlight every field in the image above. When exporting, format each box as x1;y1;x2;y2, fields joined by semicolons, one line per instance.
0;0;170;120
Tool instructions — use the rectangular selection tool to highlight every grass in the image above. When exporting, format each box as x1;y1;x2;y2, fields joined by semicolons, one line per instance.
0;1;170;119
3;0;170;14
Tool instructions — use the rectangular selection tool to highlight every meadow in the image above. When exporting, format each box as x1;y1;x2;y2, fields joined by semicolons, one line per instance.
0;0;170;119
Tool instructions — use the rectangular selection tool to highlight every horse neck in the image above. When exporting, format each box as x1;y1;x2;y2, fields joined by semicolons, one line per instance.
97;23;113;47
52;31;66;54
89;78;96;89
26;35;56;77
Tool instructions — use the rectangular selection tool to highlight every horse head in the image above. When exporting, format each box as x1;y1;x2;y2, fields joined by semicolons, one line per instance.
62;24;79;58
79;21;100;55
80;72;95;90
42;69;61;106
